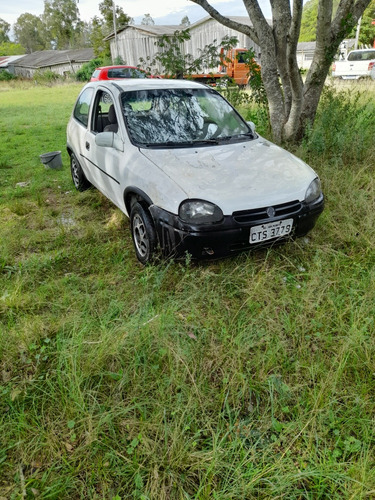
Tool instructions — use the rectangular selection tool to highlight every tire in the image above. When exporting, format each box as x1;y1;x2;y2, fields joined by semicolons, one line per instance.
70;153;91;192
130;202;157;264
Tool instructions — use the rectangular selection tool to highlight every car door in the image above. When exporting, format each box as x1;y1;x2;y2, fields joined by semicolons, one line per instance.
83;89;128;211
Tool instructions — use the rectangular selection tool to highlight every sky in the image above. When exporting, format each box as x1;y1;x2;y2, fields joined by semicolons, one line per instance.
0;0;271;28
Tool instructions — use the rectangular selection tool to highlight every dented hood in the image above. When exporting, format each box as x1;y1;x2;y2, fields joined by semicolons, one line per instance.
141;137;318;214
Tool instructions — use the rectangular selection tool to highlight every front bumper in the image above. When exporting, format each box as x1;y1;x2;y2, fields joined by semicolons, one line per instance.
149;194;324;259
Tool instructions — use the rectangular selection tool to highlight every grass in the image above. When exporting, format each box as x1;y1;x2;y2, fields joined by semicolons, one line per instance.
0;79;375;499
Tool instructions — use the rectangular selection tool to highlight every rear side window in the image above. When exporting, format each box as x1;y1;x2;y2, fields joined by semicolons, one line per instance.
91;69;100;79
73;88;94;126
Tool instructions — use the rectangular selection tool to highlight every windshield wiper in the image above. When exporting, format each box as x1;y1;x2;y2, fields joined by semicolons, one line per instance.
192;138;220;145
140;139;220;149
140;140;195;149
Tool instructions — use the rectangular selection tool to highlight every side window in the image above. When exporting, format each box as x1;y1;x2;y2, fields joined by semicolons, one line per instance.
73;88;94;127
92;91;118;133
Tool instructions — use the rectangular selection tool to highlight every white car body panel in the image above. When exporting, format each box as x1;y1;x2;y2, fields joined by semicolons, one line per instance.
140;138;316;214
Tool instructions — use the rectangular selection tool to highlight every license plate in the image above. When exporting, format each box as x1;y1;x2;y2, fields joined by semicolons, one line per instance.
250;218;293;244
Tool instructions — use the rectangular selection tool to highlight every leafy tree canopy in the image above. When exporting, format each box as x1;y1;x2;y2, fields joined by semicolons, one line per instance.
141;14;155;25
181;16;191;27
300;0;374;44
0;18;10;43
14;13;46;53
0;42;24;56
99;0;132;33
42;0;80;49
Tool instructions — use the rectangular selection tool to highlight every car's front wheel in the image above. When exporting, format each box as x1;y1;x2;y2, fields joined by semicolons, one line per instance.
70;153;91;191
130;202;157;264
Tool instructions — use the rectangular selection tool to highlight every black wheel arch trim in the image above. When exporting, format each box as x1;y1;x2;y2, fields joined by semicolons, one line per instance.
124;187;153;214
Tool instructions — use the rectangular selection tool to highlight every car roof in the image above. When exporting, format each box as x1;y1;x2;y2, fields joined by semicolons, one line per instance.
85;79;209;92
96;65;140;70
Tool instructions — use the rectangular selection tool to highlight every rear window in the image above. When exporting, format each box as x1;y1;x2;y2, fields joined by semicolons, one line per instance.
348;50;375;61
107;68;147;79
91;69;100;79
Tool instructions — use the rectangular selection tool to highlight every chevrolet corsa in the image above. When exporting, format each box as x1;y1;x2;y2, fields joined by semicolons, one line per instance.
66;79;324;263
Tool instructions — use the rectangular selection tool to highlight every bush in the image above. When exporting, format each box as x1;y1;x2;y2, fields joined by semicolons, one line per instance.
302;85;375;164
0;70;16;81
33;69;62;85
75;58;105;82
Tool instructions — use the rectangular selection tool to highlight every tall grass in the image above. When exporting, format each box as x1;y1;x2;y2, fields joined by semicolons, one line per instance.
0;80;375;499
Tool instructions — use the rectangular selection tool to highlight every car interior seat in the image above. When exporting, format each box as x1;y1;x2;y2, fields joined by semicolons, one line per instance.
104;104;118;133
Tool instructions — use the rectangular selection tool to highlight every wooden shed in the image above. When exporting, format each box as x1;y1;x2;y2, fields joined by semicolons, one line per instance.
107;17;261;73
12;49;94;78
109;25;181;71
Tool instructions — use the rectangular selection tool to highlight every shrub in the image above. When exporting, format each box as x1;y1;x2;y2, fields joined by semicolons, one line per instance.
75;58;105;82
302;85;375;164
0;70;16;81
33;69;61;85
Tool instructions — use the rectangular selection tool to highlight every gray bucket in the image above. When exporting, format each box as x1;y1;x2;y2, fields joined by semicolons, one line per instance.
40;151;62;169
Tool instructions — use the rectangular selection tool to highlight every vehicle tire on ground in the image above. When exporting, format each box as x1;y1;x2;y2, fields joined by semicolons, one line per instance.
130;202;157;264
70;153;91;191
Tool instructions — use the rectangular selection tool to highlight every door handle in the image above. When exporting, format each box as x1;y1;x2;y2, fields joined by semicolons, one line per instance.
85;142;90;150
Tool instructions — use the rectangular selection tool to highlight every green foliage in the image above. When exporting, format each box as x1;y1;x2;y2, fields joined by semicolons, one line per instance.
14;13;46;53
302;85;375;164
0;81;374;498
42;0;81;49
0;70;17;81
0;17;10;43
141;13;155;25
89;17;111;59
99;0;132;31
0;42;24;56
358;0;375;46
75;58;104;82
181;15;191;27
300;0;374;43
33;69;62;85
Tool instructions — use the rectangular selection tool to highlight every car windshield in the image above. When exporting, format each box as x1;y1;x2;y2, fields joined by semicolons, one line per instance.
121;88;253;147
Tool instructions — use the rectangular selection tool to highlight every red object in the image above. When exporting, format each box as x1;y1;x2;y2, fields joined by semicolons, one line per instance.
90;65;154;81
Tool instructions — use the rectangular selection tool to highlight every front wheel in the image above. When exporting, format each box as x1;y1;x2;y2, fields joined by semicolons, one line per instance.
130;202;157;264
70;153;91;192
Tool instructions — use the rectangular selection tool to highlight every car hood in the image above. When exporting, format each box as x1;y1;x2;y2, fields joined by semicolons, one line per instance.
141;137;317;214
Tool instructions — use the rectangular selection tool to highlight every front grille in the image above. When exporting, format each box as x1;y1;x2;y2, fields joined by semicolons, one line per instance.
232;200;302;224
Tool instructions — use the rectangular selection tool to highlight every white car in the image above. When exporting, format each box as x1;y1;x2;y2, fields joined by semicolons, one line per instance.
66;79;324;263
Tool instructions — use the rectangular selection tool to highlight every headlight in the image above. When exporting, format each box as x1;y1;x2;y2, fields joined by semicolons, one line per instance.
305;178;322;204
179;199;223;224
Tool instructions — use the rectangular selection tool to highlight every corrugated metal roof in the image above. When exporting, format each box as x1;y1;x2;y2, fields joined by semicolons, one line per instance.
190;16;255;28
12;48;94;69
106;24;182;40
0;55;26;68
297;42;316;51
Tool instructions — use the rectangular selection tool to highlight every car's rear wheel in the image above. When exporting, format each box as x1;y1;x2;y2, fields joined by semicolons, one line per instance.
70;153;91;191
130;202;156;264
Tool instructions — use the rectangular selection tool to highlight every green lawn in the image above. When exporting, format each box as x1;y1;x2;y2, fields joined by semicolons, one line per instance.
0;80;375;499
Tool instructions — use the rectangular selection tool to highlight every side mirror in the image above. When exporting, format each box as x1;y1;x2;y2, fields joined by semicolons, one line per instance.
247;121;256;133
95;132;124;152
